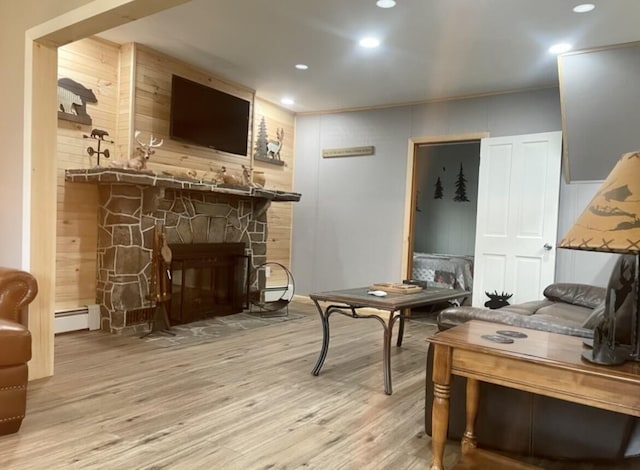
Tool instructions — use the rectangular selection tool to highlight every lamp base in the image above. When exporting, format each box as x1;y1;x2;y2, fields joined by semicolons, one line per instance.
582;347;629;366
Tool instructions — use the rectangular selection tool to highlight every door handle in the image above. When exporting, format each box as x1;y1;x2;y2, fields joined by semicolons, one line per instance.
543;243;553;251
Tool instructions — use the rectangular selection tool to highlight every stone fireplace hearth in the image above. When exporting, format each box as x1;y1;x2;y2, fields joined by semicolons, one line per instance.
65;168;301;334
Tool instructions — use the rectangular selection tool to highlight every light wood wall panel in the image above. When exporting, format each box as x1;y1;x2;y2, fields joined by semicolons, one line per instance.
29;42;58;379
115;42;135;160
252;98;296;287
130;44;255;177
56;38;120;311
129;45;297;287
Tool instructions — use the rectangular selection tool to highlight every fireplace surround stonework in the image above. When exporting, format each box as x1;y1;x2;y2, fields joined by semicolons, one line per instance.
65;168;301;334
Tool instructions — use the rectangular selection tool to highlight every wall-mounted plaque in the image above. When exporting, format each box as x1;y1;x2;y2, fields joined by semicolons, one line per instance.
322;146;375;158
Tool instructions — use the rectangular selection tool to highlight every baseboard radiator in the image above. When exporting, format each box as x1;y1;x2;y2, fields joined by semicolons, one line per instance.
54;304;101;334
54;288;294;334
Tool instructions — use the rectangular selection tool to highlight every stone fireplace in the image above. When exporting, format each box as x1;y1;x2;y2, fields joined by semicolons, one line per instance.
65;168;301;334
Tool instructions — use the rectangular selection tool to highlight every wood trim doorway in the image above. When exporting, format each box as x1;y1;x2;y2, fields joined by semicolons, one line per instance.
401;133;489;282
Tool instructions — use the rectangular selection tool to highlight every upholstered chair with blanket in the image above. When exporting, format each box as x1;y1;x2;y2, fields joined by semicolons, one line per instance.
0;267;38;435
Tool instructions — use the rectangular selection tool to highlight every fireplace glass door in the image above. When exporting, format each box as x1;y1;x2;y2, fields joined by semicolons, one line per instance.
168;243;248;324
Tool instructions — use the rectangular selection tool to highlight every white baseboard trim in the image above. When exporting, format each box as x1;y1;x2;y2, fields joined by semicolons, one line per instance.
54;304;100;334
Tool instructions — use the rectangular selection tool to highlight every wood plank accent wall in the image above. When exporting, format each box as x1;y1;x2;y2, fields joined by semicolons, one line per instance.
56;38;120;310
115;42;135;160
131;44;254;176
252;98;296;287
129;44;296;288
55;39;297;312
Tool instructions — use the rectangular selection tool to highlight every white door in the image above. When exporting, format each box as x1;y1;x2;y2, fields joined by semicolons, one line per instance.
472;131;562;307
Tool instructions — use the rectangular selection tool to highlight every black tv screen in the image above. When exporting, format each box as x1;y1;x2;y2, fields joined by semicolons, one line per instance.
170;75;250;156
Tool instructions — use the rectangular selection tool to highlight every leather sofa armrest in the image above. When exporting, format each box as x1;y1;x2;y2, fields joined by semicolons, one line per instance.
437;306;594;338
0;268;38;326
543;283;606;309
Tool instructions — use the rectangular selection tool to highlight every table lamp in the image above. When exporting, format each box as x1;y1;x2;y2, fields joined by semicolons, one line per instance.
559;150;640;365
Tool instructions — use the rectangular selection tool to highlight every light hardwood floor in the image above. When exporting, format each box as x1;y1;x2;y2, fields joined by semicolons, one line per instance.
1;301;638;469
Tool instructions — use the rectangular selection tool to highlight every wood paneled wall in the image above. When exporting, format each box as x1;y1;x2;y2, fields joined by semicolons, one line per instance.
56;39;296;311
56;38;119;310
252;98;296;287
115;42;135;160
131;44;254;175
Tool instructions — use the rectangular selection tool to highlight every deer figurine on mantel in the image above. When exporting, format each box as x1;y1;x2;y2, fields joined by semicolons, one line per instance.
110;131;163;171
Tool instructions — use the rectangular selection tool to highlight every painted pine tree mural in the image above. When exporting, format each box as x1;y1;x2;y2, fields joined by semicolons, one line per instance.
454;163;469;202
434;176;444;199
253;116;269;159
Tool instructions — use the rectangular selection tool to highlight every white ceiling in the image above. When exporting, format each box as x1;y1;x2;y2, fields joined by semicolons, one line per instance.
98;0;640;113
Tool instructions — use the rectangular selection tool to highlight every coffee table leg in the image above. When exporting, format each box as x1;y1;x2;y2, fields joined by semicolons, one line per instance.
430;345;452;470
383;315;394;395
396;309;406;347
311;299;330;376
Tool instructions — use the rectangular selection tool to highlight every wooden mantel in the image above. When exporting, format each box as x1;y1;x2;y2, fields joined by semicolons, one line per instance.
65;168;301;202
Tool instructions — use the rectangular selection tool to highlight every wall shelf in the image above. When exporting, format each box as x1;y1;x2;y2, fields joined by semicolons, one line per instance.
254;156;285;166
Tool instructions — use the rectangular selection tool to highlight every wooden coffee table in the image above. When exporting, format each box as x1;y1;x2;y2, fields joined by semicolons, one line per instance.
310;286;469;395
427;320;640;470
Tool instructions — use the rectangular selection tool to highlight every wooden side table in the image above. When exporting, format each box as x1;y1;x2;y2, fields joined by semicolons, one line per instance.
427;320;640;470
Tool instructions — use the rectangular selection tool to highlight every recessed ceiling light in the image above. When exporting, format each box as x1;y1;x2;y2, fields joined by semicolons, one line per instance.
573;4;595;13
376;0;396;8
295;64;309;70
549;43;572;54
359;37;381;48
281;97;295;105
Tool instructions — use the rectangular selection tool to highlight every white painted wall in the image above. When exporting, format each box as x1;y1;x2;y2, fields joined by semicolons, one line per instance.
292;88;564;294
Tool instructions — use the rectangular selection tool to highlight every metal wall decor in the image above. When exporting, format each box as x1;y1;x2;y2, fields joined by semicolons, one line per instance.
454;163;469;202
434;176;444;199
57;78;97;125
254;116;285;166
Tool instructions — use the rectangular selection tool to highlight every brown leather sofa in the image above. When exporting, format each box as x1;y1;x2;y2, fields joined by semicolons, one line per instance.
425;255;640;460
0;267;38;435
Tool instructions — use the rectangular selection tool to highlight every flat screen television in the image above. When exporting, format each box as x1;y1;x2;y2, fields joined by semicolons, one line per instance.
170;74;250;156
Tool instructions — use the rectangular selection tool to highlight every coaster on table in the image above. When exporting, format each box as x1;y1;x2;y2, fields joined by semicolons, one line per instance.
481;334;514;344
496;330;528;339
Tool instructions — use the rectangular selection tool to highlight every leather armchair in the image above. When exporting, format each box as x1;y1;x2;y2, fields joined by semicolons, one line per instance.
0;267;38;435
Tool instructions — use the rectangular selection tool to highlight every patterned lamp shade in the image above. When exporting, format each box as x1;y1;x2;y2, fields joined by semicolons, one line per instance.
559;150;640;254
